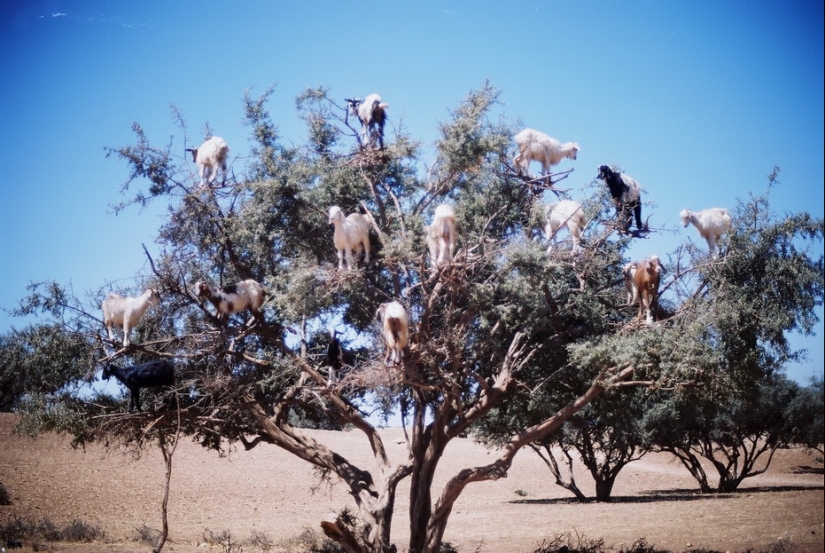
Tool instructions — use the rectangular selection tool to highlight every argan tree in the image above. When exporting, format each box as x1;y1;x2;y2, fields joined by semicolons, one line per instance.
638;188;825;493
4;84;822;553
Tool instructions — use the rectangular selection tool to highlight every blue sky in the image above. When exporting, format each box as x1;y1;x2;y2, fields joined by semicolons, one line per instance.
0;1;822;386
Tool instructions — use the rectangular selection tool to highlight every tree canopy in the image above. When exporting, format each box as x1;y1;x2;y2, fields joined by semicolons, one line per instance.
2;84;823;553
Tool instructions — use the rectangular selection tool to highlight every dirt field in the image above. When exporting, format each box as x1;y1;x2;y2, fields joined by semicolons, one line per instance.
0;413;822;552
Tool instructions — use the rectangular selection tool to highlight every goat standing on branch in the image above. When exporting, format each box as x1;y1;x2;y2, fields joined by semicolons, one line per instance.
376;301;409;365
186;136;230;188
680;207;732;256
545;199;586;255
345;94;390;150
633;255;663;325
622;261;638;306
194;279;266;323
101;359;175;413
101;289;159;347
326;328;344;386
513;128;580;177
598;164;645;235
328;205;376;270
427;203;457;267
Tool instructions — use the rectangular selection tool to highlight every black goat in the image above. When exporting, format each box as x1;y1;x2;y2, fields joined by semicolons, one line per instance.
326;329;344;386
598;164;643;233
101;359;175;412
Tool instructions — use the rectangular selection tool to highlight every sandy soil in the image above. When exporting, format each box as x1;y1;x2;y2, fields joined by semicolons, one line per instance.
0;413;822;552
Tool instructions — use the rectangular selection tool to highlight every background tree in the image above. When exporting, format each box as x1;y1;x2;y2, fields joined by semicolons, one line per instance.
641;374;808;493
3;84;822;553
637;188;824;493
784;376;824;457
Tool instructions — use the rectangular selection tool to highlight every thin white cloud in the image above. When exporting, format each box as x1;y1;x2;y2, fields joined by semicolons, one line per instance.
52;12;67;18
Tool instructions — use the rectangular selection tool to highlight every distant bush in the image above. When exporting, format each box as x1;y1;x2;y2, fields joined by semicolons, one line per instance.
0;515;104;547
530;534;800;553
0;481;10;505
134;523;162;547
59;518;105;542
281;528;344;553
532;533;606;553
246;530;275;551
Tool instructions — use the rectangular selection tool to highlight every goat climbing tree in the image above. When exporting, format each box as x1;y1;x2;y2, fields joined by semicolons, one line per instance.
5;84;822;553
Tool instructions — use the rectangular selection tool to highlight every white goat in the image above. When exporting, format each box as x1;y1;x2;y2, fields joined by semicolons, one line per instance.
102;289;159;347
328;205;374;270
679;207;732;255
427;203;457;267
186;136;230;187
376;301;409;365
622;261;638;306
513;128;580;177
194;279;266;322
545;199;586;254
346;94;389;149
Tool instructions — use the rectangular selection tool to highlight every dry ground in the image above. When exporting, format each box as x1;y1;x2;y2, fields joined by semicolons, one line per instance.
0;413;822;552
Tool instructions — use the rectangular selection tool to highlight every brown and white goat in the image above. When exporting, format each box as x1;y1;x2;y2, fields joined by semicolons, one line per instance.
633;255;663;325
194;279;266;322
376;301;408;365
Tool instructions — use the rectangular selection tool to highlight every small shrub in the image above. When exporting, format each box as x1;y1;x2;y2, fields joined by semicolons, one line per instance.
36;518;62;542
514;489;529;497
0;482;11;505
204;529;245;553
440;542;459;553
60;519;105;542
532;532;605;553
134;524;162;547
619;539;669;553
245;530;274;551
281;528;344;553
0;516;101;547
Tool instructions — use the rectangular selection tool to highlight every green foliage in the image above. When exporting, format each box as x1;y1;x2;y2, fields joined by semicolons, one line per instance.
783;376;824;455
0;321;96;411
641;374;808;492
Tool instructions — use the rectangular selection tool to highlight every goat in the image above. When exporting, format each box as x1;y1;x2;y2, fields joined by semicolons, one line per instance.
328;205;374;270
101;289;159;347
427;203;457;267
375;301;409;365
622;261;638;306
186;136;230;187
679;207;732;255
101;359;175;412
598;165;643;234
346;94;389;149
513;128;580;177
633;255;663;325
326;328;344;386
545;199;586;255
194;279;266;322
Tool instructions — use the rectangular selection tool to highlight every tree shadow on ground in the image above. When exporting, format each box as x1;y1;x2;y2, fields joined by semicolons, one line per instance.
509;485;824;505
792;464;823;475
